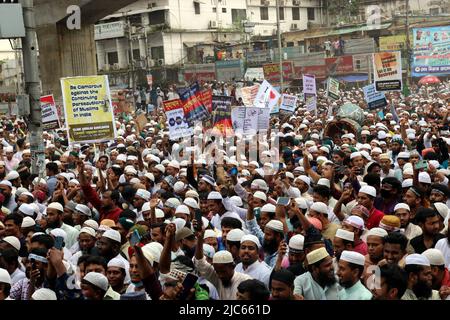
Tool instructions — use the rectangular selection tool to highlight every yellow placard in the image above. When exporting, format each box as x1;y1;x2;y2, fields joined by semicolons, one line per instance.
61;75;116;144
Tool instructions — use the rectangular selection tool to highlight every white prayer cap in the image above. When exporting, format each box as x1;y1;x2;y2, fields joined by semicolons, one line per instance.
340;250;365;266
226;229;245;242
371;147;382;154
79;227;96;238
230;196;243;207
50;228;67;242
140;246;155;266
240;234;261;248
5;146;13;153
344;216;364;230
265;220;284;233
124;166;137;175
378;131;387;140
402;179;413;188
317;178;330;188
21;216;36;228
168;160;180;169
366;227;388;238
0;180;12;188
173;181;186;193
350;152;362;159
310;202;328;215
251;179;269;191
154;164;165;173
185;190;200;199
0;268;12;285
397;152;410;159
83;272;109;291
102;229;121;243
107;257;127;270
165;198;181;208
48;202;64;212
173;218;186;231
359;185;376;197
289;234;304;251
31;288;57;300
249;161;260;168
116;154;127;162
285;172;295;180
335;228;354;242
361;130;370;135
253;191;267;202
75;204;92;217
135;189;151;201
418;172;431;184
183;197;199;209
422;249;445;266
207;191;222;200
155;208;165;219
307;247;329;265
405;253;430;266
261;203;276;213
433;202;448;220
6;170;19;180
2;236;20;251
394;203;410;212
142;242;163;264
203;244;215;259
212;251;234;264
204;229;217;239
403;168;413;176
18;203;35;217
175;204;190;216
83;220;99;231
297;175;310;186
294;197;308;210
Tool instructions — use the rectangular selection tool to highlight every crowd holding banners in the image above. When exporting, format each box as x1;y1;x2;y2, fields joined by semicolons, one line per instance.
0;72;449;302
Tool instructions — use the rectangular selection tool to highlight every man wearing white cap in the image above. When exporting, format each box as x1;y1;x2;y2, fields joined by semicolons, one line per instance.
235;235;271;288
132;188;151;222
342;215;367;255
357;185;384;229
422;248;450;297
401;253;440;300
0;180;16;212
294;248;339;300
194;227;252;300
362;227;388;284
0;268;12;300
393;203;422;240
337;251;372;300
45;202;79;249
106;258;128;294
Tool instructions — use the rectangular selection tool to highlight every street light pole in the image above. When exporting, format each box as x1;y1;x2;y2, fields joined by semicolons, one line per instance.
276;0;283;92
405;0;410;87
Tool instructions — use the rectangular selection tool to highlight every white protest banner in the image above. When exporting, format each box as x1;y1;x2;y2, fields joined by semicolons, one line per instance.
40;94;60;130
279;94;298;113
238;84;260;106
327;77;340;100
231;107;271;135
163;99;193;140
244;67;265;81
61;75;116;144
372;51;402;91
305;94;317;112
253;80;281;109
302;74;317;95
363;84;388;110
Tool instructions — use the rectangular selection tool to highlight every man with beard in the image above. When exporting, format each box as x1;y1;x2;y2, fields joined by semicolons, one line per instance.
356;186;384;230
8;248;49;300
0;180;16;212
256;220;285;268
235;235;271;288
175;227;197;259
225;228;245;263
435;220;450;267
97;229;130;280
388;137;403;164
2;214;27;257
429;183;449;205
106;257;128;294
332;229;355;271
337;250;372;300
401;253;441;300
402;186;425;223
270;269;303;300
45;202;79;249
374;177;402;215
69;227;99;266
383;232;408;266
363;228;388;283
410;208;445;254
78;160;123;223
0;268;12;300
371;264;407;300
294;247;339;300
394;203;422;240
194;226;251;300
422;249;450;298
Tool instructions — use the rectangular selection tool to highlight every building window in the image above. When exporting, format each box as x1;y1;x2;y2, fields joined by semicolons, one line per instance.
286;42;294;47
232;9;247;23
213;7;216;12
260;7;269;20
132;49;140;60
355;59;361;70
107;52;118;65
279;7;284;20
307;8;315;20
149;10;165;25
429;7;439;14
151;46;164;60
128;14;142;25
194;2;200;14
222;8;227;13
442;7;448;13
292;7;300;20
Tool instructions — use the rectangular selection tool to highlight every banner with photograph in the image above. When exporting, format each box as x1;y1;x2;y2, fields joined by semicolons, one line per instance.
211;95;233;135
279;94;298;113
326;77;340;100
40;94;60;130
363;84;388;110
372;51;402;91
163;99;193;140
178;82;210;124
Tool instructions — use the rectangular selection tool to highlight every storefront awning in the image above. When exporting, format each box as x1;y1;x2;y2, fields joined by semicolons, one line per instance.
304;23;391;39
336;74;369;82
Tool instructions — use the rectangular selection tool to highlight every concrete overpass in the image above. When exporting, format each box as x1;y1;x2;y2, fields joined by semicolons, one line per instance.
34;0;138;99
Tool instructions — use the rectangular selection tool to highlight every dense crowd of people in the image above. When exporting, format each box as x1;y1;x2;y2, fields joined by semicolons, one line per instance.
0;78;449;301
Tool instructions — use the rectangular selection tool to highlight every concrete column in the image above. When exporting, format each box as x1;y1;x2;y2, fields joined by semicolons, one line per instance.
139;37;147;59
96;41;106;71
116;37;128;69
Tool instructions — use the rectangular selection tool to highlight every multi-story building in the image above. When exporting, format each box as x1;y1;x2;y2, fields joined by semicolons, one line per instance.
0;59;19;88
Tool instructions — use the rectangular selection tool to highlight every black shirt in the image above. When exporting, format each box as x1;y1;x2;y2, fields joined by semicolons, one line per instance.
410;233;446;254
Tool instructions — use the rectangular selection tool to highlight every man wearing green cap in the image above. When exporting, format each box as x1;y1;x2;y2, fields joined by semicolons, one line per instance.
116;217;135;260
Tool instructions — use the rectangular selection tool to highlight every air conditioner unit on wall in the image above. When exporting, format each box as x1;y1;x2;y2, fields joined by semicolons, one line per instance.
209;20;218;29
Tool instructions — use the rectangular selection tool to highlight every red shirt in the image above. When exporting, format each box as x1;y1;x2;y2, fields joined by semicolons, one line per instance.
353;239;368;256
366;208;384;230
81;184;122;222
441;268;450;288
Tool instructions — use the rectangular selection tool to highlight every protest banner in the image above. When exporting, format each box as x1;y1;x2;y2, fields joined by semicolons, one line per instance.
231;107;270;135
244;67;264;81
178;82;210;124
200;88;213;113
326;77;340;100
254;80;281;109
135;113;148;133
305;94;317;113
363;83;388;110
279;94;298;113
372;51;402;91
163;99;193;140
40;94;60;130
238;84;260;106
302;74;317;95
211;95;233;135
262;61;294;86
60;75;116;144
